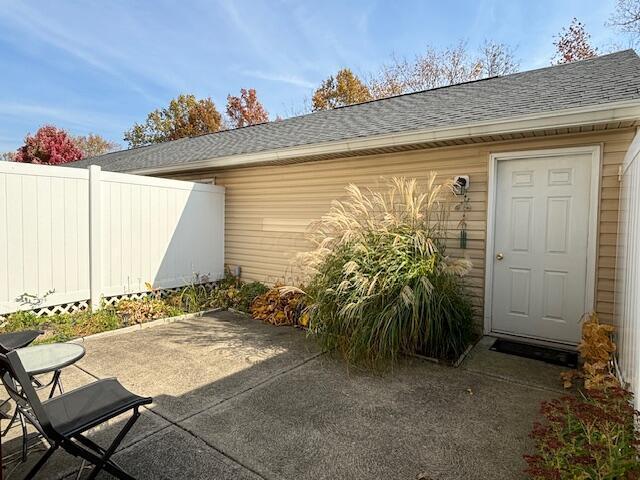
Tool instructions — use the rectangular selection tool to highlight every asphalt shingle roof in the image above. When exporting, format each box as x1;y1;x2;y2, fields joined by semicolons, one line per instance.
70;50;640;173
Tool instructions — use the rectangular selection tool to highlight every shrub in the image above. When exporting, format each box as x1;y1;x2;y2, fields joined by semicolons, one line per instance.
528;312;640;479
524;387;640;480
1;309;121;343
175;282;212;313
205;271;268;313
1;311;44;332
2;296;187;343
73;308;122;337
250;285;306;326
237;282;269;313
301;175;474;367
580;313;619;390
116;298;181;324
209;275;242;309
560;313;620;390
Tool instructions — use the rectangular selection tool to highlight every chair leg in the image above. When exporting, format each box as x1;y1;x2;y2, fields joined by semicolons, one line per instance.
85;410;139;480
64;408;141;480
74;434;134;475
0;396;11;418
75;460;88;480
100;461;136;480
1;405;18;436
48;370;62;398
24;443;58;480
64;441;135;480
19;411;28;462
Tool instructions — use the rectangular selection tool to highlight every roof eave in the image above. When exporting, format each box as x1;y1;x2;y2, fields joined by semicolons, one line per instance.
127;99;640;175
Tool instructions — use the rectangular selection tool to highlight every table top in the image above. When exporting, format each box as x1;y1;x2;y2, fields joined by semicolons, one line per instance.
16;343;86;375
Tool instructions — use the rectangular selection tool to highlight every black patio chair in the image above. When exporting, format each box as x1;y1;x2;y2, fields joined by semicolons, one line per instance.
0;349;151;479
0;330;42;354
0;330;43;436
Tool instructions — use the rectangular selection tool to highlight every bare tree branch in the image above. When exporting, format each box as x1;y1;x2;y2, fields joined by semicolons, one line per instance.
608;0;640;32
367;41;519;99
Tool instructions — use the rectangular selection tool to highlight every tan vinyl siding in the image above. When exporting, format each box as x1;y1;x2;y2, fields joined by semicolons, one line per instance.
177;128;634;325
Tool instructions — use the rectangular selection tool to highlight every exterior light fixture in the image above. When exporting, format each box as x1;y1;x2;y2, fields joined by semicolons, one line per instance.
453;175;469;195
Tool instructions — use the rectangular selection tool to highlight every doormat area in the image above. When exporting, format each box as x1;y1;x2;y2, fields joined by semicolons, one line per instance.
490;338;578;368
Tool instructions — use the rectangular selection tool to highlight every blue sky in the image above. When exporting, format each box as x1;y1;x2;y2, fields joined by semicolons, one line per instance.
0;0;628;152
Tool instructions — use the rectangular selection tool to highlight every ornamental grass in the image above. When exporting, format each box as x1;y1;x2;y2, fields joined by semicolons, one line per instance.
301;174;474;368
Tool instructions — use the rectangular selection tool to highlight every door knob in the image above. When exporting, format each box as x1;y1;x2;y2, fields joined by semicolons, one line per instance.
496;252;504;260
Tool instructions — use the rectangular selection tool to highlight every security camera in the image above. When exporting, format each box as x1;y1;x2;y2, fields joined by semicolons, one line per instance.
453;175;469;194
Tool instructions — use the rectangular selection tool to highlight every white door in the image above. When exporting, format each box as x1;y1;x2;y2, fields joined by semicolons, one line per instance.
491;152;594;345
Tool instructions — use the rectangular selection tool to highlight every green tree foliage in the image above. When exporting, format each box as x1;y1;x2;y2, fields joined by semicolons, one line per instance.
124;94;223;148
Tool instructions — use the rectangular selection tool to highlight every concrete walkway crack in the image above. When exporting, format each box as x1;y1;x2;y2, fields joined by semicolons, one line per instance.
460;366;566;394
178;350;324;424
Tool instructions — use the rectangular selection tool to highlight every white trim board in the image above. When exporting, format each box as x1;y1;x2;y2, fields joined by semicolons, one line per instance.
483;146;602;345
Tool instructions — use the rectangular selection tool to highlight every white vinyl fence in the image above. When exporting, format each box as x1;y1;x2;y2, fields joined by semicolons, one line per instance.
0;162;224;315
616;129;640;409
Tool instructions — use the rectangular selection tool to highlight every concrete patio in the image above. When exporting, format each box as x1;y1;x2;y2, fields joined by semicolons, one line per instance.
2;311;569;480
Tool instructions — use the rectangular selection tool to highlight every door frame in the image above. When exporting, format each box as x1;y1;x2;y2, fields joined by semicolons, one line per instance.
483;145;602;343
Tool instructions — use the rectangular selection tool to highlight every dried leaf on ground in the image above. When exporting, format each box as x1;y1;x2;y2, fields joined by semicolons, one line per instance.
116;299;177;324
559;370;581;389
250;284;306;326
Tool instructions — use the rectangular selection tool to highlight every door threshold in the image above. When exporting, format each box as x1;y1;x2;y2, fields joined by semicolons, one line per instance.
489;337;579;368
489;331;578;352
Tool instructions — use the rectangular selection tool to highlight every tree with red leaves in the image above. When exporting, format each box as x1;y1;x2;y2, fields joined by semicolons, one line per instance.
226;88;269;129
553;18;598;64
15;125;84;164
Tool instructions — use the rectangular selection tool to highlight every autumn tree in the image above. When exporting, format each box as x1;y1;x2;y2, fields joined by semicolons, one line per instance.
439;42;483;85
72;133;120;158
553;18;598;64
0;151;16;162
15;125;84;164
478;40;519;77
124;94;222;147
312;68;371;111
366;54;409;99
368;41;518;99
226;88;269;128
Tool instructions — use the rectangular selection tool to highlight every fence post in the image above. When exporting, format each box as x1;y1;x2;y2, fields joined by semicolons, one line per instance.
89;165;102;311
